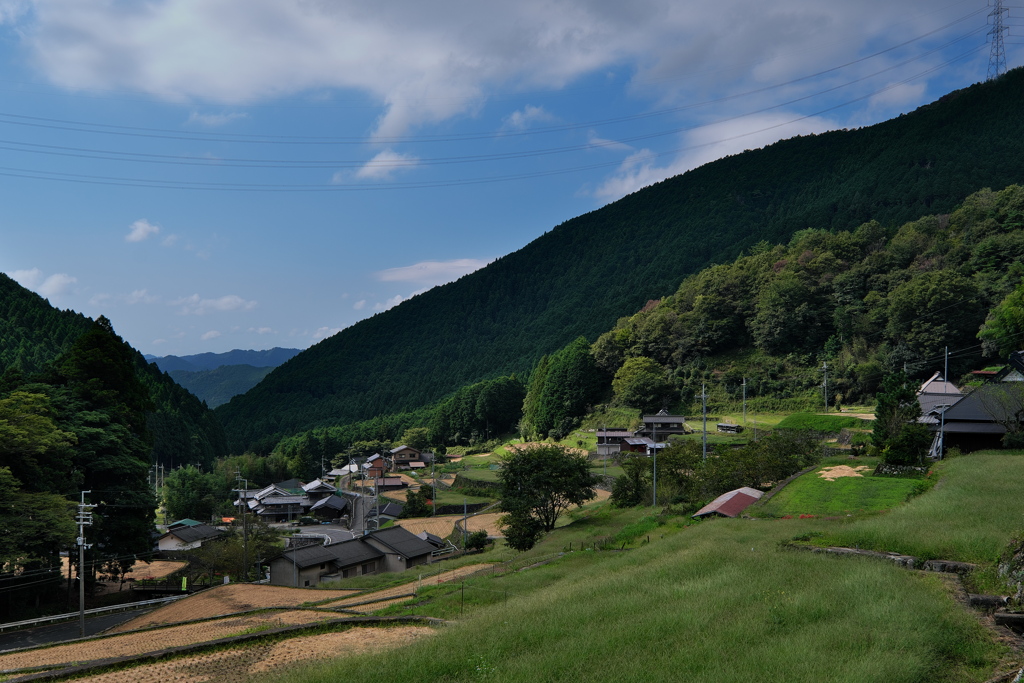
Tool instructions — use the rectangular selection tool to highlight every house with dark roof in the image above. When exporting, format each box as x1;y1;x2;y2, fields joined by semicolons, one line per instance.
268;525;434;586
362;526;435;572
390;445;424;470
157;524;225;552
923;352;1024;453
310;494;348;521
366;502;404;526
635;410;691;440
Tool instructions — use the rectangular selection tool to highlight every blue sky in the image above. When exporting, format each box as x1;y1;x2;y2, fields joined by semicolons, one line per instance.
0;0;1016;357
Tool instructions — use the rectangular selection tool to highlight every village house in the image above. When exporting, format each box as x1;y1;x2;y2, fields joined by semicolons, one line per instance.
268;525;434;587
157;523;224;552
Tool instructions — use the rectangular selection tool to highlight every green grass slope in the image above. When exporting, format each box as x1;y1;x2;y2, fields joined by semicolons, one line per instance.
282;452;1024;682
219;69;1024;453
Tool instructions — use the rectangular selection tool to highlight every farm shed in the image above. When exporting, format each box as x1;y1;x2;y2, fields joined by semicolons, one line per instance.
692;487;764;519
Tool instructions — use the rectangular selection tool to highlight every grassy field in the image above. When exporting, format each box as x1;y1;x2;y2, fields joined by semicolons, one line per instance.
813;451;1024;563
756;456;923;517
277;451;1024;683
775;412;869;431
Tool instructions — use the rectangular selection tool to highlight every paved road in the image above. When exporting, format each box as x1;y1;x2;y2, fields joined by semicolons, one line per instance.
0;609;150;652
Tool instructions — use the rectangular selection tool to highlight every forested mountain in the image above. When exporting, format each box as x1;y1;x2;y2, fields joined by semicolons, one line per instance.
0;273;228;470
169;364;275;408
218;68;1024;453
149;347;300;373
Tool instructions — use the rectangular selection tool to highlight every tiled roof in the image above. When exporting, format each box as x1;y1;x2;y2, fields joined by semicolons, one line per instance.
692;488;764;518
365;526;435;559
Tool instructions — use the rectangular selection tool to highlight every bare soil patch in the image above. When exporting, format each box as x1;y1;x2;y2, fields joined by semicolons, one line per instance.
819;465;871;481
70;626;435;683
0;610;338;672
108;584;359;633
393;512;504;539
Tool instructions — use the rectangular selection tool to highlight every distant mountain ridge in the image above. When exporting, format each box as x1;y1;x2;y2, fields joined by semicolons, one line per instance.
168;365;276;408
217;69;1024;453
149;347;301;373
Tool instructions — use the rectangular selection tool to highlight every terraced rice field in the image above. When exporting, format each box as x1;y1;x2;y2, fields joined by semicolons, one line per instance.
71;626;436;683
393;513;504;539
0;610;340;672
108;584;359;633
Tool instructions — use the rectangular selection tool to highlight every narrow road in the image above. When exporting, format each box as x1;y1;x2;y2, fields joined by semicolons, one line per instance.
0;609;150;652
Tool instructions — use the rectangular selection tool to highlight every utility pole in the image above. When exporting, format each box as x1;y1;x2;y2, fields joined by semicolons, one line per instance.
76;491;96;638
821;361;829;413
944;346;949;385
234;472;249;582
742;378;747;429
701;383;708;461
652;422;658;508
989;0;1009;81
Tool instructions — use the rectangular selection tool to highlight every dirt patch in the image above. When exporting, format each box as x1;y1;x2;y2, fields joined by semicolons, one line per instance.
0;610;339;672
393;513;504;539
819;465;871;481
107;584;359;633
70;626;436;683
321;564;493;610
592;489;612;502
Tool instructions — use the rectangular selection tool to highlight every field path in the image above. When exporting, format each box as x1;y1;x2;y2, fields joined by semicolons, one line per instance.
321;563;493;611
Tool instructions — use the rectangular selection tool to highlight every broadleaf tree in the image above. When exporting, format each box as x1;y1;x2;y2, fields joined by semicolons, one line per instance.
497;444;599;551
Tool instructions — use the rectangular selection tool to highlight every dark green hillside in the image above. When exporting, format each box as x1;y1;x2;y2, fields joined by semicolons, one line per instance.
0;274;227;469
0;273;93;373
218;69;1024;453
169;364;274;408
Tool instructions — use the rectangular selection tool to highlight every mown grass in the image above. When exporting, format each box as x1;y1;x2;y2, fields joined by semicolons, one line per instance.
285;511;1000;682
814;451;1024;563
756;457;923;517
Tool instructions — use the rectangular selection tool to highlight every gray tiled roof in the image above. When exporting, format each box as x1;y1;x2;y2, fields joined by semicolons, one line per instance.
164;524;223;544
365;526;435;559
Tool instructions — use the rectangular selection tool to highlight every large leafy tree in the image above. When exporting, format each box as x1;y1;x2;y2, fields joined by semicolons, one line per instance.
0;390;77;493
498;444;599;551
54;317;156;575
612;356;674;413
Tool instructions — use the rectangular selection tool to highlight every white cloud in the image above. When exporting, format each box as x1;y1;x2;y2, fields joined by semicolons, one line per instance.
0;1;961;137
374;294;404;311
593;112;836;201
125;218;160;242
351;149;420;181
10;267;42;288
312;326;343;340
125;289;158;304
37;272;77;297
171;293;257;315
868;81;928;111
248;326;276;334
152;338;167;345
200;330;222;340
89;292;111;306
353;300;366;311
161;234;180;247
376;258;490;287
187;110;248;127
502;105;554;131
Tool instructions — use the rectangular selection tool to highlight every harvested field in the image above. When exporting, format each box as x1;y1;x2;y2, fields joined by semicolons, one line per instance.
108;584;359;633
393;513;504;539
593;489;612;502
71;626;435;683
819;465;871;481
0;610;338;672
507;442;588;457
321;564;493;610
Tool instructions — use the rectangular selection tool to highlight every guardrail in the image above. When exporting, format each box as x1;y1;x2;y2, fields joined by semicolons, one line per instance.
0;595;187;633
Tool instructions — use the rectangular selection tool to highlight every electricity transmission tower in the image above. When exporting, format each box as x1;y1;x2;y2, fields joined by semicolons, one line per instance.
989;0;1009;81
